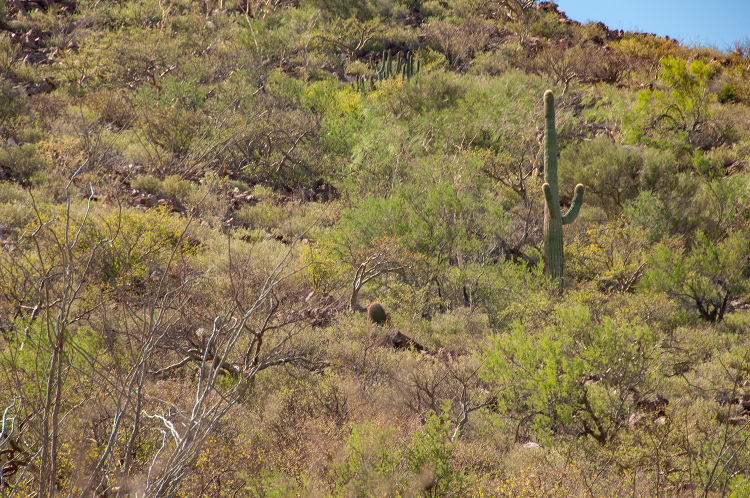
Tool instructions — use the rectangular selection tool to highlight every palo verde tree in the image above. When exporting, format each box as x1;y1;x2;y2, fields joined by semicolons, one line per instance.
630;56;718;150
643;230;750;322
0;174;321;497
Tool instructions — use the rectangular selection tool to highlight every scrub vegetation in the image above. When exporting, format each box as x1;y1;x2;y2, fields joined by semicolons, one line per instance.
1;0;750;496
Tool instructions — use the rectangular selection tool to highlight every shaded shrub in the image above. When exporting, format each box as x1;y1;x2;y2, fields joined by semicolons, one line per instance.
0;144;45;184
424;17;502;69
559;137;643;218
642;230;750;323
0;80;25;132
401;71;466;113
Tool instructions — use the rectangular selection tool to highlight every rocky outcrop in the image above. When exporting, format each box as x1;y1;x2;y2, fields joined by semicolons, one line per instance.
382;330;426;352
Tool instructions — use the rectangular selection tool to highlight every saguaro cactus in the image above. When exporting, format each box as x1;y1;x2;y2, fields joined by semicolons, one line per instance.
542;90;584;282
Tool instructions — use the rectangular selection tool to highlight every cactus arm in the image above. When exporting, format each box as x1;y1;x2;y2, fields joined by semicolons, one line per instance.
561;184;585;225
543;183;558;219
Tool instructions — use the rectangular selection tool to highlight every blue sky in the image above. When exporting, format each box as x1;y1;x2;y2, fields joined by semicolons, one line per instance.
554;0;750;51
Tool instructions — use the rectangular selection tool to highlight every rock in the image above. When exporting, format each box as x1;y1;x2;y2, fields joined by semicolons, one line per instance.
23;78;57;95
24;53;50;65
629;387;669;412
404;7;425;27
305;291;333;306
727;160;745;175
0;223;17;250
131;189;185;213
635;393;669;412
382;330;425;352
36;79;56;93
627;412;645;427
726;414;749;426
521;37;545;52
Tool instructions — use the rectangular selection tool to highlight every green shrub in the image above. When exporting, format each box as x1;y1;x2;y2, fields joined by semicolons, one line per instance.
131;174;196;199
0;144;46;184
629;56;718;150
403;412;468;497
624;191;670;243
401;71;466;114
484;303;660;444
642;230;750;322
567;218;650;292
334;423;402;496
0;80;25;131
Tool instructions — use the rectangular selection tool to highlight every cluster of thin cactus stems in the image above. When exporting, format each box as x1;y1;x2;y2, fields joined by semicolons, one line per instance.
354;50;421;91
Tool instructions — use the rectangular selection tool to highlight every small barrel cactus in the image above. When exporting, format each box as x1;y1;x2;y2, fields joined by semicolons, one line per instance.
367;301;387;325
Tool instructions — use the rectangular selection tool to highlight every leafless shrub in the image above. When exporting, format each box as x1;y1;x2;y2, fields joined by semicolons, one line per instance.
425;18;505;69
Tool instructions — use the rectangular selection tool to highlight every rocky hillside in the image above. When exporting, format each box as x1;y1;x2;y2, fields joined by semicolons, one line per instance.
1;0;749;496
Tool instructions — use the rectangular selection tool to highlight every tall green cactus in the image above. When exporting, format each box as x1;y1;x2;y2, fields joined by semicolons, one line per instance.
542;90;584;282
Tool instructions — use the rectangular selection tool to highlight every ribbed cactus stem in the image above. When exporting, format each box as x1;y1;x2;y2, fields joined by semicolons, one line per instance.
367;301;387;325
357;51;420;92
542;90;584;282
